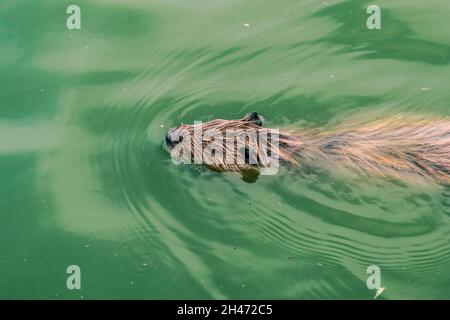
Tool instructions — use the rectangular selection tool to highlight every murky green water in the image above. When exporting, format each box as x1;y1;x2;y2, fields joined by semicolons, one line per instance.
1;0;450;299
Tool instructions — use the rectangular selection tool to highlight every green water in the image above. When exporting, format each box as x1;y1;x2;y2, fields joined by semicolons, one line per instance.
1;0;450;299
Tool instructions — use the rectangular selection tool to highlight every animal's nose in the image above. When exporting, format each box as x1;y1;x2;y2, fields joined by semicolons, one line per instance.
165;128;180;149
165;128;175;148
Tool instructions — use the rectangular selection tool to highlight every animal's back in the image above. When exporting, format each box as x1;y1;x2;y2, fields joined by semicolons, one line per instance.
165;112;450;184
293;118;450;183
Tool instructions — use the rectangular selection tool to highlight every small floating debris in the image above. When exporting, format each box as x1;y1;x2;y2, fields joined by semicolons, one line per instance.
421;87;432;91
373;287;386;299
160;124;165;128
329;74;335;79
243;23;251;27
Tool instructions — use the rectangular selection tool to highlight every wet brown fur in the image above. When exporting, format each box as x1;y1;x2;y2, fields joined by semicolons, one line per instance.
169;115;450;184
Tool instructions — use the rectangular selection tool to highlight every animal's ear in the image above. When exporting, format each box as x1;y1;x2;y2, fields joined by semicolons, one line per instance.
242;112;263;126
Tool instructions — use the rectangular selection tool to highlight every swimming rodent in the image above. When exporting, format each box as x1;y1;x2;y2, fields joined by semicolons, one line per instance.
165;112;450;184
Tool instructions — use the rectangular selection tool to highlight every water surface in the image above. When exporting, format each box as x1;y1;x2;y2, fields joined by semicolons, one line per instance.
1;0;450;299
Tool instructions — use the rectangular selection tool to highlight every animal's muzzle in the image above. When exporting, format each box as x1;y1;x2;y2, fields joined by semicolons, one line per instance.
165;127;182;149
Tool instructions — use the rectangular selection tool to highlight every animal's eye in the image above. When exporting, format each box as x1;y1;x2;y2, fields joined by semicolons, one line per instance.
178;136;184;143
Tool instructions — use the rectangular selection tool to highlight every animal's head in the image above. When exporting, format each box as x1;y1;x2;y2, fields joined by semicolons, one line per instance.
165;111;263;150
164;112;298;182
